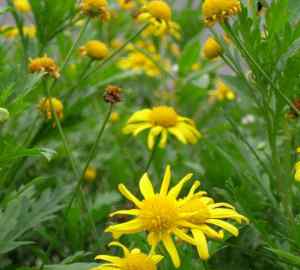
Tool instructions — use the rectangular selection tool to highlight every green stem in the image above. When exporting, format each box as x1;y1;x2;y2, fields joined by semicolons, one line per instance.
223;21;299;114
48;18;90;93
222;22;295;231
6;0;28;65
45;81;99;244
66;103;113;212
145;137;160;172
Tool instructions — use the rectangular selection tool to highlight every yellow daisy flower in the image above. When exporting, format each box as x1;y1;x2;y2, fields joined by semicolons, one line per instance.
13;0;31;13
203;37;222;59
106;166;200;267
92;241;163;270
80;40;109;60
80;0;110;21
29;55;60;79
179;185;249;260
209;81;236;102
202;0;242;26
123;106;201;149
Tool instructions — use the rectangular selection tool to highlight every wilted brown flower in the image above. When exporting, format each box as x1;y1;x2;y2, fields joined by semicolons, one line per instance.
103;85;122;104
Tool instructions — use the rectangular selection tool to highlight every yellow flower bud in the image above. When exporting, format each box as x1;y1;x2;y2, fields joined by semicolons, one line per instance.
146;0;171;21
80;40;109;60
203;37;222;59
84;166;97;183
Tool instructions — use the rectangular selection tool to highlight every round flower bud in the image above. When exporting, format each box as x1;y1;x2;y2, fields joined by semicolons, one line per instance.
146;0;171;21
80;40;109;60
84;166;97;183
203;37;222;59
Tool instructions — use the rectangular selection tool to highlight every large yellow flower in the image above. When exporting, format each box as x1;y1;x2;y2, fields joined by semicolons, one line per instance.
123;106;201;149
202;0;241;26
92;241;163;270
106;166;201;268
179;188;249;260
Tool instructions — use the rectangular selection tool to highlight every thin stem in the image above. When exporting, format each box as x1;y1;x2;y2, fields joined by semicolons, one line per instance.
222;22;295;230
6;0;28;65
48;18;90;93
45;81;99;244
145;137;160;172
66;103;113;211
223;21;299;114
45;83;79;178
223;109;277;206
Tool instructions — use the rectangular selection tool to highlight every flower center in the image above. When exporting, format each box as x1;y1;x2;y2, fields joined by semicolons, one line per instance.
180;199;210;224
139;195;178;232
121;253;157;270
149;106;178;127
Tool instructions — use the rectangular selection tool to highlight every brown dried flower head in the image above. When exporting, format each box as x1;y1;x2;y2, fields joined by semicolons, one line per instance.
103;85;122;104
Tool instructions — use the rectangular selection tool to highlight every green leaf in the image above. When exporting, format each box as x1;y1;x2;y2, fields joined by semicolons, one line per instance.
179;38;201;76
266;247;300;267
0;184;71;255
45;263;98;270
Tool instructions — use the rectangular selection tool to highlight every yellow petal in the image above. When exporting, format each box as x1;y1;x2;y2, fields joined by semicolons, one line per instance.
132;123;152;136
168;126;187;144
160;165;171;195
206;219;239;236
147;126;163;149
150;254;164;264
198;225;224;240
192;229;209;260
162;234;181;268
186;180;201;200
173;228;196;245
168;173;193;199
110;209;140;217
118;184;142;207
105;218;144;235
147;231;161;246
127;109;151;123
94;254;121;264
209;202;236;210
159;129;168;148
139;173;155;199
123;123;152;135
